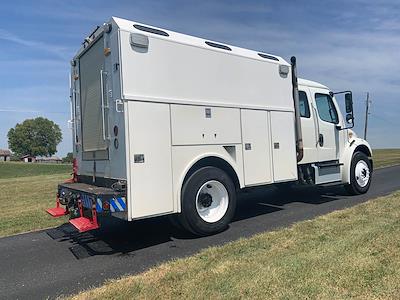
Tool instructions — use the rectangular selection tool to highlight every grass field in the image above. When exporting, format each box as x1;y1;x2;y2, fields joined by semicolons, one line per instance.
0;149;399;237
0;174;69;237
0;161;71;179
70;191;400;300
0;162;71;237
372;148;400;169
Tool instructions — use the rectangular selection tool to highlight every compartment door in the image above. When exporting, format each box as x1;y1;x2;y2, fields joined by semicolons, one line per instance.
170;105;241;146
241;109;272;186
270;111;298;182
127;102;174;218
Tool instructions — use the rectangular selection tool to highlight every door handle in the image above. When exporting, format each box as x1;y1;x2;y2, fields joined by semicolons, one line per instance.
318;134;324;147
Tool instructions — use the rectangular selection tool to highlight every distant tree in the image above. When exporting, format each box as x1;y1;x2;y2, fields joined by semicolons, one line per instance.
7;117;62;157
62;152;73;163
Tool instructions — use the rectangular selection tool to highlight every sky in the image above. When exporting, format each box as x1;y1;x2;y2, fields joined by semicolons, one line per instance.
0;0;399;156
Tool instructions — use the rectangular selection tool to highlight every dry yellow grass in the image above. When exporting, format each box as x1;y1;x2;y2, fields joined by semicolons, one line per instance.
373;149;400;168
70;191;400;300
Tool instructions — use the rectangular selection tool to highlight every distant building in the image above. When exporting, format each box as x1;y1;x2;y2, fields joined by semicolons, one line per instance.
21;155;36;163
35;156;62;164
0;149;11;162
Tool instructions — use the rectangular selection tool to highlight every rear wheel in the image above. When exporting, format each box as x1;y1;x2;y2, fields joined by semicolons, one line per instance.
345;152;372;195
179;166;236;236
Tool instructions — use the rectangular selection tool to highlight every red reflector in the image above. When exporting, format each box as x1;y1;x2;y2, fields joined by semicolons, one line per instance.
103;201;110;210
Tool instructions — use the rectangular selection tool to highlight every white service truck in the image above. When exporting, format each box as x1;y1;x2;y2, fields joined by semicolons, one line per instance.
47;17;373;235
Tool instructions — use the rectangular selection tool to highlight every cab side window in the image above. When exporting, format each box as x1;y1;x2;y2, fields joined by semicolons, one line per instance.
299;91;310;118
315;93;339;124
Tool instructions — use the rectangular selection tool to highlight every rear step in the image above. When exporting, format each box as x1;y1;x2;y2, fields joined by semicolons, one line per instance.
69;197;99;233
46;196;68;217
69;217;99;232
47;195;99;233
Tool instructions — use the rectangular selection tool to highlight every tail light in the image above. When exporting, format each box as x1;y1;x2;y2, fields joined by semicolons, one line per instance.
102;201;110;211
72;158;78;182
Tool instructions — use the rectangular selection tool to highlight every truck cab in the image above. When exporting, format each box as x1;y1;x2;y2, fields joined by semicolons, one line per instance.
298;79;372;191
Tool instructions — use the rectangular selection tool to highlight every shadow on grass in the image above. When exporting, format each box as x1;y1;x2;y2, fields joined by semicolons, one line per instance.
46;184;348;259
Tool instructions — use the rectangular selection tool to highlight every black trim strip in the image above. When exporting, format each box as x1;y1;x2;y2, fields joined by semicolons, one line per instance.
316;161;343;168
205;41;231;51
258;53;279;61
133;24;169;37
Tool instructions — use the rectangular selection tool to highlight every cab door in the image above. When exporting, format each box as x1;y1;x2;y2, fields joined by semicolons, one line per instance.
298;88;318;163
311;89;341;162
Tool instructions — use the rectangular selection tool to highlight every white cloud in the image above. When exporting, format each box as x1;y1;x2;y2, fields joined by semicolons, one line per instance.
0;28;72;60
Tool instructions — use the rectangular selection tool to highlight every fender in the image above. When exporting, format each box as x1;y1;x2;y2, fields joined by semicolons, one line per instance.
340;131;373;184
174;151;244;213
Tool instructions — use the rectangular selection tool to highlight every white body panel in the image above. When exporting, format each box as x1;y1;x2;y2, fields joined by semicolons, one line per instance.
241;109;272;185
270;111;298;182
126;101;174;218
171;105;241;146
117;23;292;111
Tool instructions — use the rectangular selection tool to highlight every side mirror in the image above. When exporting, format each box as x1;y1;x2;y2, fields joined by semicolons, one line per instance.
345;93;353;113
346;113;354;124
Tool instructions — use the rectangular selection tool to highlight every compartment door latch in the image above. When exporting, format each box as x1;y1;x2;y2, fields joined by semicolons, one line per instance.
115;99;124;113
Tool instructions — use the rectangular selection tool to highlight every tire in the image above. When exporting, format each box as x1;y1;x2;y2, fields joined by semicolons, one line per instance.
179;166;237;236
344;151;372;195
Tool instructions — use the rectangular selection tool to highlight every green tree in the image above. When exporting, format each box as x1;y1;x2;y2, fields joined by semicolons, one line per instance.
7;117;62;157
62;152;73;163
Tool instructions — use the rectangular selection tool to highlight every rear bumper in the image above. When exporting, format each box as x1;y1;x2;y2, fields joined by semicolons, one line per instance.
47;181;127;233
58;182;127;213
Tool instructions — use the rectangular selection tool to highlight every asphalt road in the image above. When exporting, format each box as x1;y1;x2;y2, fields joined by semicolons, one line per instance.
1;165;399;299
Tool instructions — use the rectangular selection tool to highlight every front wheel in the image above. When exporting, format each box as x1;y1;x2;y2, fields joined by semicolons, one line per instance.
345;152;372;195
179;166;237;236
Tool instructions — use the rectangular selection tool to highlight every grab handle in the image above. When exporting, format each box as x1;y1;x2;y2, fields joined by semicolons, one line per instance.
100;69;108;140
